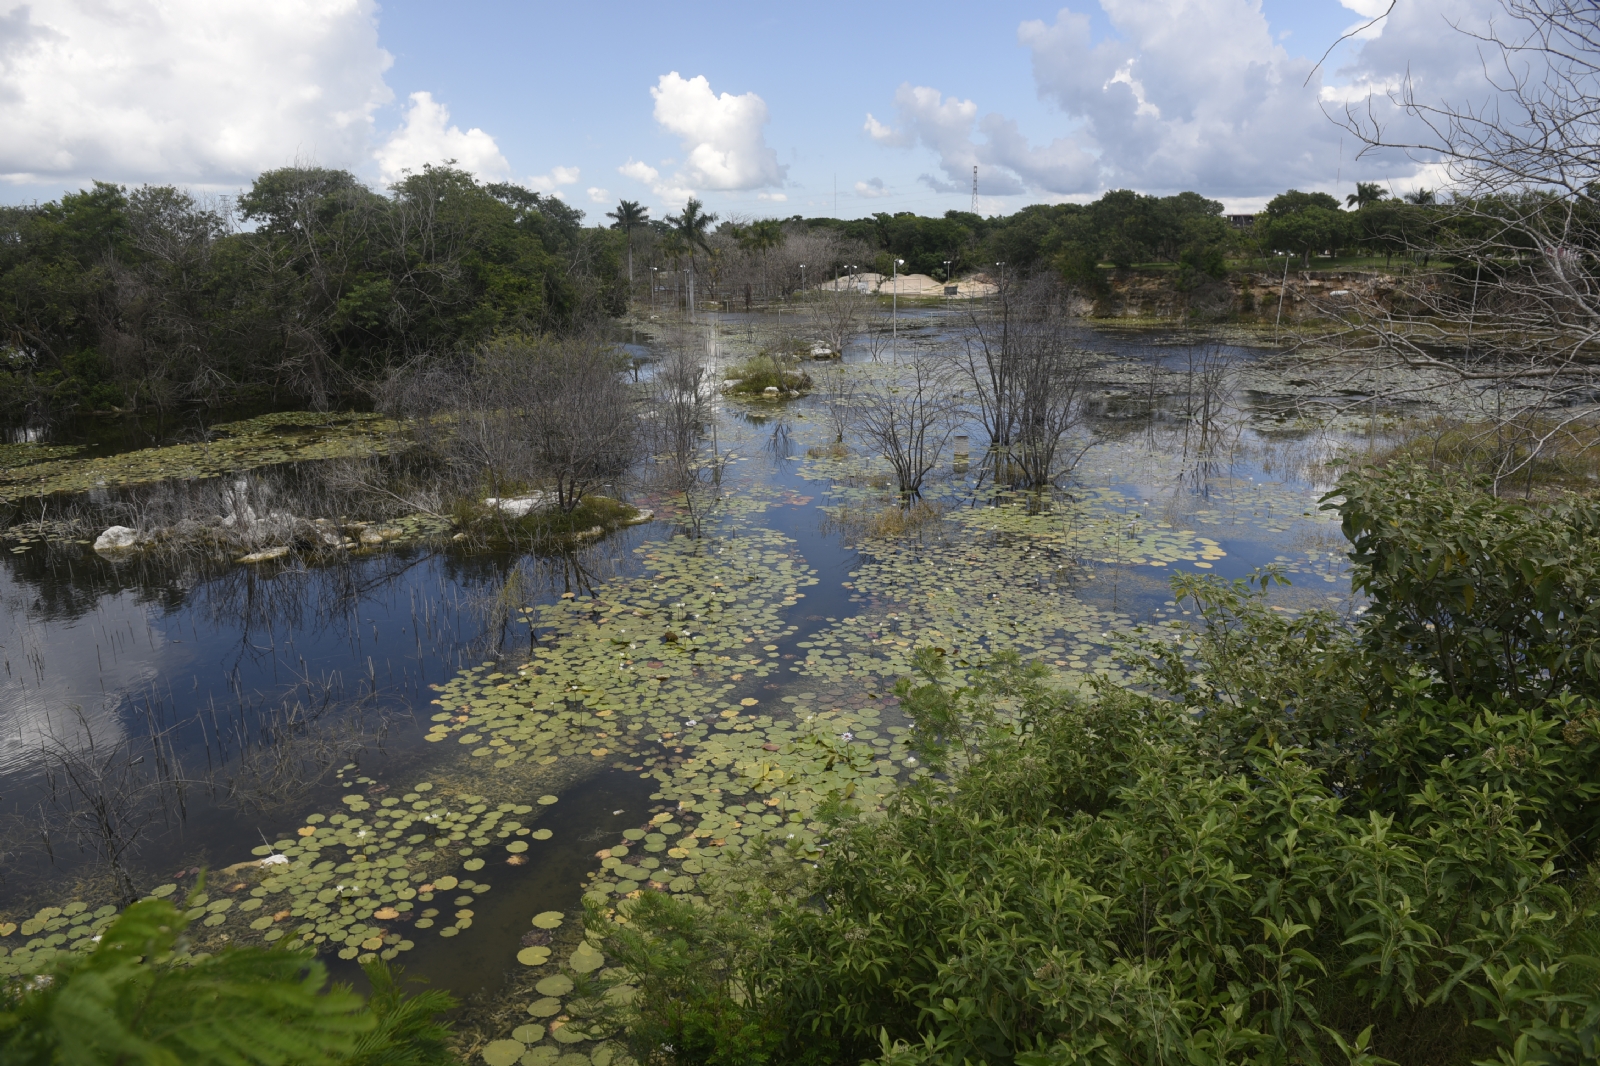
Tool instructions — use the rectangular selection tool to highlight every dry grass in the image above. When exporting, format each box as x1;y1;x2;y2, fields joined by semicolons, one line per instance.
823;498;950;540
1378;415;1600;496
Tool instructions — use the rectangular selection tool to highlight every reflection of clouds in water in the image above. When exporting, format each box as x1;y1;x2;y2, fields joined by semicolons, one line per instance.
0;567;182;775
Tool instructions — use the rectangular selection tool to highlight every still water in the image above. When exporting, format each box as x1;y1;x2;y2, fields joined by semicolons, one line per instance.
0;310;1360;1018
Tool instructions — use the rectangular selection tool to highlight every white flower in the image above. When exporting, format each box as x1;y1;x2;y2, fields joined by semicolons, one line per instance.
261;854;290;866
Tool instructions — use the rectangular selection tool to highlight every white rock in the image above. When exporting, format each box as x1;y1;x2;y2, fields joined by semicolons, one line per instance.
763;386;780;394
93;526;138;551
237;546;291;563
624;509;654;525
485;493;554;517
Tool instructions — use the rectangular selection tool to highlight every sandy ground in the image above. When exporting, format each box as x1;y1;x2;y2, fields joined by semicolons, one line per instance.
810;271;998;298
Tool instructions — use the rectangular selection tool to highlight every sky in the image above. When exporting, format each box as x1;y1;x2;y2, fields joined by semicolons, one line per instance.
0;0;1510;219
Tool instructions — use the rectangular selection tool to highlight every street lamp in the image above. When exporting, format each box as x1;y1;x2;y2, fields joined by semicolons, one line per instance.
943;260;953;314
891;258;904;363
799;264;806;293
994;261;1006;291
651;266;659;313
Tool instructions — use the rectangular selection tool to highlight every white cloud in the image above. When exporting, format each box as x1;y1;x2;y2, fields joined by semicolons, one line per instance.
0;0;393;186
865;83;1097;197
855;177;891;198
649;72;786;191
863;0;1495;202
617;156;693;206
527;164;580;193
374;91;508;184
586;186;610;203
757;191;787;201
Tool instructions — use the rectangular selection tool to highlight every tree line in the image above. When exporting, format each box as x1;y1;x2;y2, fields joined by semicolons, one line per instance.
0;165;627;418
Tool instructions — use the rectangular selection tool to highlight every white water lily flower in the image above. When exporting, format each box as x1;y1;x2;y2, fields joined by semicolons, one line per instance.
261;854;290;866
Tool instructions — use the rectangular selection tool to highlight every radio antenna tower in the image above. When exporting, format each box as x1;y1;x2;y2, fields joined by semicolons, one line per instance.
971;166;978;212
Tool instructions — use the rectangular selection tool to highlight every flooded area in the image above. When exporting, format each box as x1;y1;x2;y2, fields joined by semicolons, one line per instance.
0;306;1381;1060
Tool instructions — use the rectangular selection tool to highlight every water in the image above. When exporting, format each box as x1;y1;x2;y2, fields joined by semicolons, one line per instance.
0;309;1364;1015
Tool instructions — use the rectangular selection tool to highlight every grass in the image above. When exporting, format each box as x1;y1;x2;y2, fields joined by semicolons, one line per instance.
822;498;948;540
1377;415;1600;495
454;493;645;547
724;355;813;397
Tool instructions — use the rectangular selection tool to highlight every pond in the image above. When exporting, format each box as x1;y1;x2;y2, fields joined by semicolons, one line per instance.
0;307;1373;1061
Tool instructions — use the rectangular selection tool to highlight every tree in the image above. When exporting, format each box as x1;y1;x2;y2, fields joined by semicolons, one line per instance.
852;358;959;498
951;277;1096;487
1345;180;1389;209
1261;190;1349;265
1332;0;1600;488
606;199;649;287
667;198;719;313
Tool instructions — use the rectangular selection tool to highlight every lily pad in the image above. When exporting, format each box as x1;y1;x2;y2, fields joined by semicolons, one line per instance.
531;911;564;930
507;841;529;853
513;1024;546;1044
535;975;574;996
464;858;485;871
434;876;459;891
537;795;559;806
517;946;552;966
483;1038;526;1066
569;943;604;973
531;829;552;840
527;996;563;1017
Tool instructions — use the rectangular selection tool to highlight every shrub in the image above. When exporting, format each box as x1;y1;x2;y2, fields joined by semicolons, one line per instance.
588;466;1600;1066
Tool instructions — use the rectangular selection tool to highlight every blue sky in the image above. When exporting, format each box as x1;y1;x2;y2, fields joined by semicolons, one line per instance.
0;0;1494;218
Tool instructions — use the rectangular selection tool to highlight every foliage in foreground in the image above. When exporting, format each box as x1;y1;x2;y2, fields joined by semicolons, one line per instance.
588;464;1600;1066
0;894;458;1065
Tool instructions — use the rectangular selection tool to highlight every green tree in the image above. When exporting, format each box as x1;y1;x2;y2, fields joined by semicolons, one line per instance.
606;199;650;286
1262;189;1349;265
1345;180;1389;209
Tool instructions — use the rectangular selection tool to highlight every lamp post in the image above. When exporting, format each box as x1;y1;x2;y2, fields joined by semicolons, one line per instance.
799;263;806;292
995;261;1006;292
891;257;904;363
651;266;659;313
943;260;952;314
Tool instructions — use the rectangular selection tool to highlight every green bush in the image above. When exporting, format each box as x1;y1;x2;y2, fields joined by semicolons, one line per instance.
0;894;457;1066
726;355;812;396
587;465;1600;1066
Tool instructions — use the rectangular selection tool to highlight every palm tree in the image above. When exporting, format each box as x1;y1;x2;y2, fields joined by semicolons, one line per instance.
606;199;649;286
1345;181;1388;209
1403;188;1436;205
667;198;719;314
739;219;785;298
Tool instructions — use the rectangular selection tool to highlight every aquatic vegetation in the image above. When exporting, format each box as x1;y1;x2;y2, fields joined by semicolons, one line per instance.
0;412;404;504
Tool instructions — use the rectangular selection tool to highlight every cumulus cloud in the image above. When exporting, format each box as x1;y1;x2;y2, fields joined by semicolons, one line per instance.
525;164;580;196
617;157;693;206
0;0;394;186
649;72;786;191
865;83;1097;197
586;186;610;203
757;191;787;201
855;177;891;198
374;91;508;184
865;0;1496;202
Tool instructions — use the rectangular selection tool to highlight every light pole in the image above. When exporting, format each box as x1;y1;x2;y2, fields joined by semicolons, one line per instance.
799;263;806;292
994;261;1006;292
943;260;952;315
651;266;659;313
891;257;904;363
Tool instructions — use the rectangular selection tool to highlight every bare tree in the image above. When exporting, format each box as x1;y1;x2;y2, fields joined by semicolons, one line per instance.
854;358;960;498
652;345;726;536
1328;0;1600;488
805;286;869;355
950;277;1097;488
38;712;189;904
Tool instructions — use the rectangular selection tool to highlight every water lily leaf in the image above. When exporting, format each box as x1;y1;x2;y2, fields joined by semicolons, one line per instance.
483;1038;526;1066
513;1024;546;1044
531;911;564;929
518;946;552;966
535;975;574;997
528;994;565;1015
569;943;604;973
